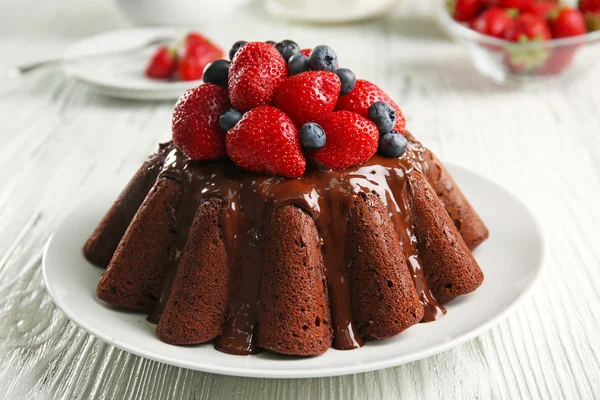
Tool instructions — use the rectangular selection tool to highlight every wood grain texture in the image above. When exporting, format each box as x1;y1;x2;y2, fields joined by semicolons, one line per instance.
1;0;599;398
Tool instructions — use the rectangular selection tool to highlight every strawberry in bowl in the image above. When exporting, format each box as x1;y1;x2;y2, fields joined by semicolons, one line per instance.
439;0;600;85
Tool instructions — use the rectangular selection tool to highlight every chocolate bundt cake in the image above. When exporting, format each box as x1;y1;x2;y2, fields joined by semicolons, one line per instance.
84;39;489;356
85;137;488;356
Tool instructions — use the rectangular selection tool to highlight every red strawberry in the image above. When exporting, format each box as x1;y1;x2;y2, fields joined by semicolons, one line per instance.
523;2;556;19
470;8;517;38
226;106;306;178
448;0;485;22
536;47;576;75
274;71;341;127
498;0;536;11
550;8;587;38
145;46;177;79
178;33;223;81
172;84;231;161
228;42;287;112
184;32;222;55
580;0;600;13
301;48;312;57
310;111;378;171
503;13;552;41
335;79;406;133
580;0;600;31
503;15;552;73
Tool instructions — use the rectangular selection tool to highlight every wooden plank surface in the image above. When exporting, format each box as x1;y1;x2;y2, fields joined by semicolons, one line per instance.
0;0;599;398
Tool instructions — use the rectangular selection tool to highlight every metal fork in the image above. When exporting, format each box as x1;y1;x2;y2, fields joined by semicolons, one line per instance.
9;35;175;77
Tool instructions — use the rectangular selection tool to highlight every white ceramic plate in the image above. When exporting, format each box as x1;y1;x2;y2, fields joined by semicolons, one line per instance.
43;164;546;378
62;28;203;100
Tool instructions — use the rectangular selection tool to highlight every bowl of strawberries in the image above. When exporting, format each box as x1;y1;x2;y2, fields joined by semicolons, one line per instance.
438;0;600;85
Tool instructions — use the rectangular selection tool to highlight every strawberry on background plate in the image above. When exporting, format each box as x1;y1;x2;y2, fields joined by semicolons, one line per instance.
228;42;287;112
448;0;485;22
310;111;378;171
184;33;221;55
335;79;406;133
145;46;177;79
172;84;231;161
178;33;224;81
226;106;306;178
470;7;517;38
550;7;587;37
274;71;341;127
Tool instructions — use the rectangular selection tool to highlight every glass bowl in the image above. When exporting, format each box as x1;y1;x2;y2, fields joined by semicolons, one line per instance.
436;1;600;86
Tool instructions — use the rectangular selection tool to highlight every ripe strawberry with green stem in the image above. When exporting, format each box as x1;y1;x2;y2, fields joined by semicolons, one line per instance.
309;111;378;171
469;7;517;38
145;46;177;79
226;106;306;178
579;0;600;31
503;14;552;73
447;0;484;22
524;2;557;20
504;13;552;41
335;79;406;133
550;7;587;38
535;8;586;76
172;84;231;161
228;42;287;112
497;0;536;12
274;71;341;127
178;33;224;81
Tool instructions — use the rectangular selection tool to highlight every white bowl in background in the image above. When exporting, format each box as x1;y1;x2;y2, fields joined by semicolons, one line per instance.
114;0;250;26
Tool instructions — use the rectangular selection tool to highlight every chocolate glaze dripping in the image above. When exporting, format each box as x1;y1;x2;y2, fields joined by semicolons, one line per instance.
149;141;445;355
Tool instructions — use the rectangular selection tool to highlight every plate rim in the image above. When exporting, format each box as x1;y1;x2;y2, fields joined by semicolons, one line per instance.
42;163;547;378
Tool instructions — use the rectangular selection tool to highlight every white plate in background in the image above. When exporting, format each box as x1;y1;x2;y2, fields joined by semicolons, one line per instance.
63;28;204;101
43;164;546;378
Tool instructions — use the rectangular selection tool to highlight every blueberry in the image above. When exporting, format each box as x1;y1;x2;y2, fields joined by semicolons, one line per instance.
265;40;277;46
229;40;248;60
288;53;310;76
378;132;408;158
275;40;300;62
202;59;230;88
219;108;243;132
335;68;356;95
299;122;326;149
368;102;396;134
308;45;338;72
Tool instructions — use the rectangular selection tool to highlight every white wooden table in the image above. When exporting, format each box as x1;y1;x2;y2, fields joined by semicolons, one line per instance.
1;0;599;398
